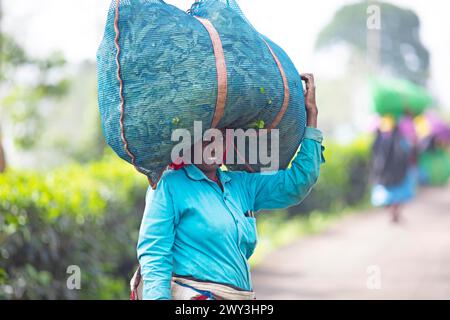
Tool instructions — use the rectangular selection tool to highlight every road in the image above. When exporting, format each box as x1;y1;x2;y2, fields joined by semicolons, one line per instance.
252;185;450;299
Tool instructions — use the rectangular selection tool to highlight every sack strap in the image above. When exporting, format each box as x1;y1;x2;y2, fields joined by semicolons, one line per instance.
261;38;290;130
194;17;228;129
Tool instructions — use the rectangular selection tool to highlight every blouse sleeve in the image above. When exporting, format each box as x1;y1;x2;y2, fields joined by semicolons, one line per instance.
137;179;176;300
243;127;325;212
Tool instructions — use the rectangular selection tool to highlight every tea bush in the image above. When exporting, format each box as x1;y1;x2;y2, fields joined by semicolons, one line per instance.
0;140;371;299
0;157;147;299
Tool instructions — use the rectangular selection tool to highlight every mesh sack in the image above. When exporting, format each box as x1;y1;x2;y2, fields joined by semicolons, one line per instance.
371;77;433;117
97;0;307;187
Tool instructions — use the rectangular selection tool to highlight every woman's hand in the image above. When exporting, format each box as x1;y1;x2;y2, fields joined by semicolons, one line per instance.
301;73;318;128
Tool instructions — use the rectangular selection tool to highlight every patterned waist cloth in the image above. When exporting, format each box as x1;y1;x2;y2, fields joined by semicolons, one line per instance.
171;275;256;300
130;268;256;300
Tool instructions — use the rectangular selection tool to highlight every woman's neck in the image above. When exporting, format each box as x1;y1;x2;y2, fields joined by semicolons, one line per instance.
204;170;218;182
200;168;223;191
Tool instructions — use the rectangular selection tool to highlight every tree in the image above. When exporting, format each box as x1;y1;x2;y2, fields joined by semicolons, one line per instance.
0;128;5;172
0;0;6;172
1;31;69;148
316;1;430;85
0;32;69;151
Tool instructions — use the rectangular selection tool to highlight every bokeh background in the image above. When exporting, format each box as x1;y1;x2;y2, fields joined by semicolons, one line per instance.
1;0;449;299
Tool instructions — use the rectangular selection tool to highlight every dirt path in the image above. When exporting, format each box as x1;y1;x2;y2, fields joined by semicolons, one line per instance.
251;185;450;299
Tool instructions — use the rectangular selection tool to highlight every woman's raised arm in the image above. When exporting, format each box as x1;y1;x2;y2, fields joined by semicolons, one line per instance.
242;73;325;211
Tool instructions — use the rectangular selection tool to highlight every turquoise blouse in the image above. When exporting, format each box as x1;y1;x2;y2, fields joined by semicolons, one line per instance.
137;127;325;299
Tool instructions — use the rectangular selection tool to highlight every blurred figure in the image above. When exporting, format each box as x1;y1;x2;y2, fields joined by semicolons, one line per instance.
370;114;418;223
415;112;450;186
0;127;6;173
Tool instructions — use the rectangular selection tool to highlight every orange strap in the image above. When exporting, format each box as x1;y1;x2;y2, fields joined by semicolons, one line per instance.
261;38;290;130
195;17;228;129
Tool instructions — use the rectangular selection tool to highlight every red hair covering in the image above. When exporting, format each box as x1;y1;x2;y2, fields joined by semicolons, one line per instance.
168;161;186;170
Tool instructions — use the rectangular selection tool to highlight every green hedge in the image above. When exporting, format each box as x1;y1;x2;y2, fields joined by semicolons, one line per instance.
0;157;148;299
289;138;371;214
0;140;371;299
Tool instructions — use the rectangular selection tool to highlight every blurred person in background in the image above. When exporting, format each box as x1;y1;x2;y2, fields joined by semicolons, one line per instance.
370;113;418;223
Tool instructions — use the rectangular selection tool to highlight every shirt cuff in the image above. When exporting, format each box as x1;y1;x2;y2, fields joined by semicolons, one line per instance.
303;127;323;144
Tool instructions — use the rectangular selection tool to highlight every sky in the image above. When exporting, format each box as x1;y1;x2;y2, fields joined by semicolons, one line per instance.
2;0;450;110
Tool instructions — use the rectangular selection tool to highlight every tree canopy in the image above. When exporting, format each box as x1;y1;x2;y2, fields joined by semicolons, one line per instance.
316;1;430;85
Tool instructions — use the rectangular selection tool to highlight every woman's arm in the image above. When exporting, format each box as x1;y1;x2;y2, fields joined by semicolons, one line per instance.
245;128;324;211
302;73;318;129
243;74;325;211
137;178;176;300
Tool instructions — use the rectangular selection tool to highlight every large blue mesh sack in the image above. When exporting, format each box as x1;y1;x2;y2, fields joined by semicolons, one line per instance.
97;0;307;187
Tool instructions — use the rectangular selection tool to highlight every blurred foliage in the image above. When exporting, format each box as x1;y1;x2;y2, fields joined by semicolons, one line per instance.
0;157;148;299
289;138;371;215
0;139;371;299
0;34;28;79
60;61;106;163
2;81;69;149
1;30;103;166
316;1;430;85
419;148;450;186
1;31;69;150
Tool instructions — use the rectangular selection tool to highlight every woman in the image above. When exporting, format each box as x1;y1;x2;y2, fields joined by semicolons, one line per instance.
370;114;418;223
137;74;325;300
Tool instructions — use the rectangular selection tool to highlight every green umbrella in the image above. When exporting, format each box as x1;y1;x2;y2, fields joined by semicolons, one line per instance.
370;77;433;117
